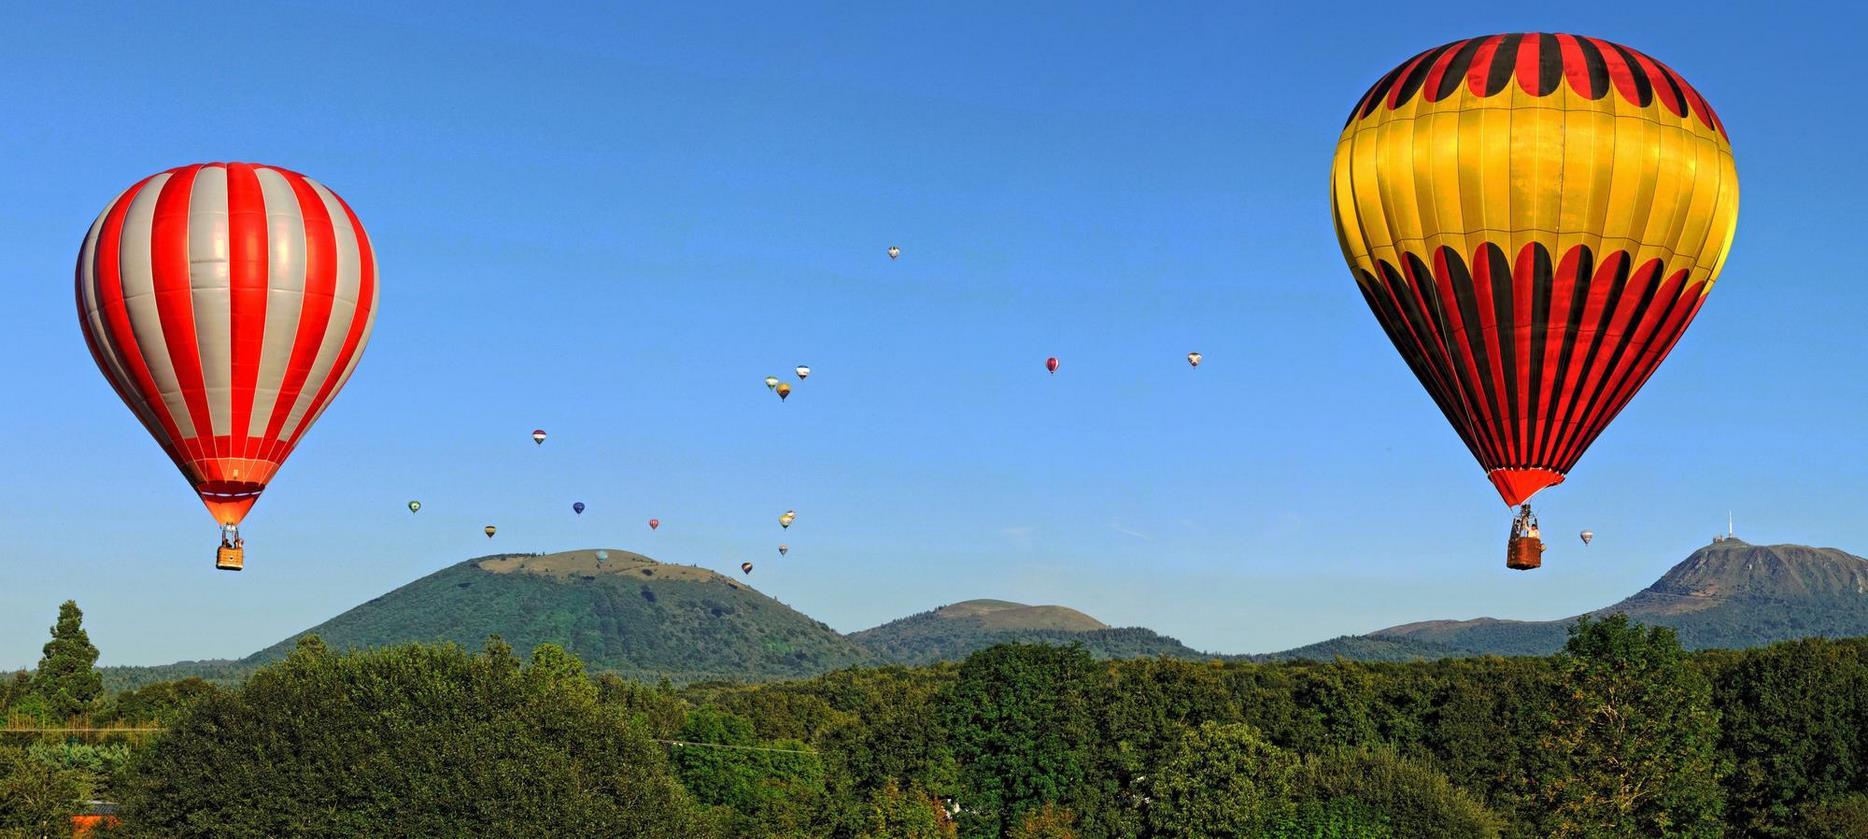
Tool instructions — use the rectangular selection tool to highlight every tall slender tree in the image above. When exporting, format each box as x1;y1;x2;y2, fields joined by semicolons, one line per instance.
34;600;101;720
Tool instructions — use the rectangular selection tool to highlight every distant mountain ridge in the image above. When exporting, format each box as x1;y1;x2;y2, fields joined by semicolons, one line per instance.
95;538;1868;690
849;598;1213;665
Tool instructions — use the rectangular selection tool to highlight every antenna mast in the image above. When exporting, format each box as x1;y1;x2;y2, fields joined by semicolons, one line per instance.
1728;511;1734;539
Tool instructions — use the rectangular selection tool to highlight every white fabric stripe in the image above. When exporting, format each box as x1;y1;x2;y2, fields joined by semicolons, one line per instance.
250;167;308;441
279;179;361;441
78;193;165;436
187;165;233;440
298;227;378;441
118;172;195;439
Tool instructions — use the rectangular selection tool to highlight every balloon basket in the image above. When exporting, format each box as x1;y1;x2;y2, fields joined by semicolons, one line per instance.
216;545;245;572
1505;536;1543;571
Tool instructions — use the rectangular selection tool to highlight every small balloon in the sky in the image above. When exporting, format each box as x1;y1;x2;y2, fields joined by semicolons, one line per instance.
740;561;755;575
765;376;781;390
795;365;811;380
1580;530;1595;546
408;500;422;514
776;383;792;402
573;501;586;515
1046;357;1059;374
484;525;497;538
648;518;661;530
778;544;789;556
596;550;609;561
532;429;548;446
780;510;796;529
887;245;901;260
1187;352;1203;368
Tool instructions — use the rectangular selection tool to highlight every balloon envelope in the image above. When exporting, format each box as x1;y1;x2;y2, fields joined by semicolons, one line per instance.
1331;34;1737;507
764;376;780;390
795;365;811;380
77;163;380;527
532;429;547;445
776;383;791;401
484;525;496;538
778;544;788;556
1187;352;1202;368
573;502;585;515
1045;357;1059;374
740;562;754;575
648;518;660;530
408;500;421;513
1581;530;1595;545
887;245;901;259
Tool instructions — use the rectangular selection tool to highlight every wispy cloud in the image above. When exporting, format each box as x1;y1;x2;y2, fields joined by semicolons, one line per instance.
1110;522;1153;541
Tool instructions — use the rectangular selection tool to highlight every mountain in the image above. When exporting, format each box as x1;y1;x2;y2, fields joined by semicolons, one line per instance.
240;550;876;683
1369;540;1868;655
851;598;1217;665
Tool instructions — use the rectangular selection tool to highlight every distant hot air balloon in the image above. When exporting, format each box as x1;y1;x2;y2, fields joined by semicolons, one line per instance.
764;376;781;390
408;500;421;514
648;518;660;530
776;383;792;402
795;365;811;380
780;511;795;529
573;501;585;515
740;561;754;575
484;525;497;538
887;245;901;260
1580;530;1595;546
1187;352;1203;368
778;544;789;556
1333;34;1737;569
532;429;548;445
596;550;609;561
1045;357;1059;374
76;163;380;570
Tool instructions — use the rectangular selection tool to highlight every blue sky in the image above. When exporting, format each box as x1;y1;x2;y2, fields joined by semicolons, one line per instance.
1;2;1862;667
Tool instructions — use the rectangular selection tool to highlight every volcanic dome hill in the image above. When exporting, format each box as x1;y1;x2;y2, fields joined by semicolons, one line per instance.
850;598;1215;665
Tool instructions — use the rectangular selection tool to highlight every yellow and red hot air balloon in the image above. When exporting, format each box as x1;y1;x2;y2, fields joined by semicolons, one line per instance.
1332;34;1737;569
775;383;792;402
77;163;379;570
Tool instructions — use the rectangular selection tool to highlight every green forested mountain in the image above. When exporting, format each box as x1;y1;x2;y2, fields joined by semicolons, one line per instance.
241;550;877;683
1370;540;1868;655
850;599;1215;665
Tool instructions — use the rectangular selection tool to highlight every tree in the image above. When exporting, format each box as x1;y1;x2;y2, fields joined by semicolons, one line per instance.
858;778;956;839
1148;721;1300;838
33;600;102;720
1010;803;1078;839
1538;615;1724;837
120;636;710;837
671;705;826;837
1286;746;1500;838
944;645;1100;838
0;744;82;836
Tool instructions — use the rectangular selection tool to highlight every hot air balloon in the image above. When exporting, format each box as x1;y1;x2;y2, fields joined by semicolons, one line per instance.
77;163;380;571
573;501;585;515
1332;34;1737;569
484;525;497;538
532;429;548;445
778;544;789;556
740;561;754;575
596;550;609;561
408;500;421;514
1187;352;1203;368
795;365;811;380
776;383;792;402
779;511;795;529
1045;357;1059;374
1580;530;1595;546
887;245;901;260
764;376;781;390
648;518;660;530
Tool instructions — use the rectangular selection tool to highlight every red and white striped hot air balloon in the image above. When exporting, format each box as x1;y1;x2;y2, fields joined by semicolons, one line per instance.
76;163;379;562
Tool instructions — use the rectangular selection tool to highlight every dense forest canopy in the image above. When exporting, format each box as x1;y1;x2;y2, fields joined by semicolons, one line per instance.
7;602;1868;836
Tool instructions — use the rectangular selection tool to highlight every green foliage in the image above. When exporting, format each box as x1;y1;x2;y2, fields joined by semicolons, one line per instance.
1538;615;1724;838
944;645;1099;838
1288;746;1501;838
1274;796;1393;838
1792;792;1868;838
119;635;709;838
1711;637;1868;835
858;778;956;839
1009;803;1078;839
27;740;133;800
33;600;102;719
0;744;82;836
1147;721;1300;837
852;604;1214;666
671;706;826;837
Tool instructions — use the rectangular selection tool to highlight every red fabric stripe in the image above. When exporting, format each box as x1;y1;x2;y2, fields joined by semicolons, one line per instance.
286;185;376;449
1555;34;1592;100
149;167;216;468
1513;32;1542;95
1371;268;1470;453
1429;247;1506;466
225;163;269;462
261;169;339;460
1419;42;1463;105
1509;244;1538;465
1464;35;1505;97
1558;271;1699;469
1629;50;1683;115
78;183;182;462
1385;50;1433;109
1530;245;1584;465
1657;60;1719;133
1469;245;1516;464
1587;37;1642;107
1554;258;1664;467
1397;257;1485;460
